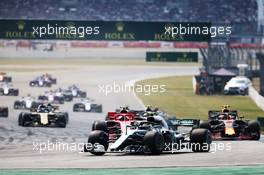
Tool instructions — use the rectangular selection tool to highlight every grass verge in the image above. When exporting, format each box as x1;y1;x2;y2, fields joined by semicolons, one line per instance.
136;76;264;120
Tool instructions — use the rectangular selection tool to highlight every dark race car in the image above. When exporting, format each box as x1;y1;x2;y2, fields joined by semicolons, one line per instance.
0;107;8;117
18;104;68;127
14;96;43;110
84;114;211;155
29;77;52;87
73;99;102;113
0;83;19;96
0;72;12;82
68;85;87;98
199;105;261;140
42;73;57;84
38;91;64;104
61;89;74;102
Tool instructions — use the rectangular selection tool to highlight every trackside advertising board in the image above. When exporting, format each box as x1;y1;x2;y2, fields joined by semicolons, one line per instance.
0;20;211;41
146;52;198;62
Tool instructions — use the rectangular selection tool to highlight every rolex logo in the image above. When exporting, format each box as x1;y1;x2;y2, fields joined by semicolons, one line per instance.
16;21;25;30
116;22;124;32
66;22;75;29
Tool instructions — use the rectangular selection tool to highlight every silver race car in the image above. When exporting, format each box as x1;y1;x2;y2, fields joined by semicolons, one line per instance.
0;83;19;96
85;113;212;155
14;95;43;110
73;98;102;113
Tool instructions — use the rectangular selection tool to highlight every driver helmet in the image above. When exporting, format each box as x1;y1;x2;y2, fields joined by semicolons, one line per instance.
221;105;230;113
146;105;152;112
120;106;128;113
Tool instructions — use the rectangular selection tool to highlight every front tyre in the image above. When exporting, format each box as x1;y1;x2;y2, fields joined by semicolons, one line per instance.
248;120;261;140
92;121;108;133
56;115;67;128
87;130;109;155
190;128;212;152
144;131;164;155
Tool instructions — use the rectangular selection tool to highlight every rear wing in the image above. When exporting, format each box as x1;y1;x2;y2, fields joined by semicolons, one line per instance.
167;118;200;130
106;112;136;120
208;110;238;119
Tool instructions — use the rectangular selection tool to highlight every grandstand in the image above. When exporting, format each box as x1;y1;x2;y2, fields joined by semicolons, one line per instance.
0;0;258;23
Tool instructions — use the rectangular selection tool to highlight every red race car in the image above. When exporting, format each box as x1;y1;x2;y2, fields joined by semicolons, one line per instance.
199;105;261;140
91;107;141;142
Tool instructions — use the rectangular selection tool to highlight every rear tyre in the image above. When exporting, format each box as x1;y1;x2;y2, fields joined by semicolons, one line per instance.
18;113;30;126
18;113;24;126
190;128;212;152
144;131;164;155
248;120;261;140
56;115;66;128
87;130;108;155
92;121;108;133
14;90;19;96
29;82;35;87
73;104;78;112
199;121;211;130
14;101;20;109
1;108;9;117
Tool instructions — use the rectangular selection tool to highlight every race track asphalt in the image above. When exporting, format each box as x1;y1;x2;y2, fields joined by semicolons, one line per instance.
0;63;263;169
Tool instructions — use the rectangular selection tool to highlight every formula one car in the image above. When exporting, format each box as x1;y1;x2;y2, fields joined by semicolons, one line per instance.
29;76;52;87
55;88;73;102
38;91;64;104
14;95;43;110
18;104;68;127
0;72;12;82
68;85;87;98
0;107;8;117
0;83;19;96
73;98;102;113
102;107;144;141
85;115;211;155
199;105;261;140
41;73;57;84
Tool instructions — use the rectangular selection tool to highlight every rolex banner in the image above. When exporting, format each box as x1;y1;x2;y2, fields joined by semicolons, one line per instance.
146;52;198;62
0;20;211;41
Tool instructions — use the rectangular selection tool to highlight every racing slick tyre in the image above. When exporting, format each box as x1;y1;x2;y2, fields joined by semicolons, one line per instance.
73;104;82;112
46;83;52;87
14;90;19;96
14;101;21;109
199;121;211;131
52;79;57;84
4;77;12;82
80;92;87;98
95;105;103;113
18;113;24;126
29;81;36;87
87;130;109;155
190;128;212;152
0;107;8;117
92;120;108;133
56;115;67;128
63;112;69;124
247;120;261;140
18;113;30;126
144;131;164;155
